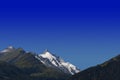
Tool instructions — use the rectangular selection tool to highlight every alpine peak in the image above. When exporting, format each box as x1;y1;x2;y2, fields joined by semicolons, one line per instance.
36;50;80;75
8;46;15;49
0;46;15;53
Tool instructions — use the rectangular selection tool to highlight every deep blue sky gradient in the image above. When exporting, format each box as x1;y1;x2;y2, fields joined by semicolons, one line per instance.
0;0;120;70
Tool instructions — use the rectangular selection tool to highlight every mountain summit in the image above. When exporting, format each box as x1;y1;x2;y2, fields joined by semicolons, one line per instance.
0;46;15;53
36;50;80;75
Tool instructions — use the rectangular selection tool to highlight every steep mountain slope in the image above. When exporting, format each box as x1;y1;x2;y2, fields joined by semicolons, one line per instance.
0;61;30;80
36;49;80;75
0;46;25;63
68;55;120;80
14;52;69;80
0;46;71;80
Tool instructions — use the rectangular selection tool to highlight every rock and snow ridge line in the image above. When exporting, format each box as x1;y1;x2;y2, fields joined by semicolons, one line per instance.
35;49;80;75
0;46;80;75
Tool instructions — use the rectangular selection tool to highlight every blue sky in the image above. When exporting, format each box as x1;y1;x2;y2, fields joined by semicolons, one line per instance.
0;0;120;70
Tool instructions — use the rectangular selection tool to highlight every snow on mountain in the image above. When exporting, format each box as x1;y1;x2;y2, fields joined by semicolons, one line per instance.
35;49;80;75
0;46;15;53
0;46;80;75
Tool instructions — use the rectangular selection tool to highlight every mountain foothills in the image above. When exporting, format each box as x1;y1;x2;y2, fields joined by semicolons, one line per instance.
0;46;80;80
68;54;120;80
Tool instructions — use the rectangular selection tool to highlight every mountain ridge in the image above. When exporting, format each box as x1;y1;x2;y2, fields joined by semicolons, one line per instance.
0;46;80;75
36;50;80;75
0;46;80;80
68;54;120;80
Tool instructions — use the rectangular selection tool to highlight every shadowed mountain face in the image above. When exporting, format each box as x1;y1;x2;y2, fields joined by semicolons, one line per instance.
0;61;30;80
68;55;120;80
0;47;70;80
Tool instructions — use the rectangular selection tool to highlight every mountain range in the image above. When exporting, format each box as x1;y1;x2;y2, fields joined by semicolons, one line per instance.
0;46;80;80
1;46;120;80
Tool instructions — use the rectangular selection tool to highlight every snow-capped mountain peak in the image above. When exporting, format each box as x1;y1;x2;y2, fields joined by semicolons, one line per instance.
36;50;80;75
8;46;14;49
0;46;15;53
40;50;55;60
